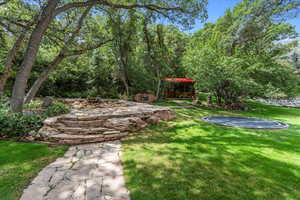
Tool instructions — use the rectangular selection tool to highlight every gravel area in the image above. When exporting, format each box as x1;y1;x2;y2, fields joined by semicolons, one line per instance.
256;97;300;108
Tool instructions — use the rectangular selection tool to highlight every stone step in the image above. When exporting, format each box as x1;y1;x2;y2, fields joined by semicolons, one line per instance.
59;119;106;128
47;132;128;145
58;113;146;122
57;127;115;135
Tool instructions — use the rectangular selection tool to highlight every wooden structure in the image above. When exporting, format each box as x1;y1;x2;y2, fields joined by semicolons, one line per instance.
163;78;196;99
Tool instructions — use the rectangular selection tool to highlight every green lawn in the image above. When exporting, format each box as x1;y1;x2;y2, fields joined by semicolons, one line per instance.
0;141;67;200
122;102;300;200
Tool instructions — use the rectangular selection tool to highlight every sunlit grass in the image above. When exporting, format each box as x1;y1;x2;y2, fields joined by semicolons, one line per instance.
0;141;67;200
122;102;300;200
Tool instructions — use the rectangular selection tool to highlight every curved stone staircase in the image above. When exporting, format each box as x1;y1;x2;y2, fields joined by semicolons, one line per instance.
38;100;175;144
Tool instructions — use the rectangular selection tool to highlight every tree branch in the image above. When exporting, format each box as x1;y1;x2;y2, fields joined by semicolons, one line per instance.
64;39;112;56
0;0;9;7
54;0;185;16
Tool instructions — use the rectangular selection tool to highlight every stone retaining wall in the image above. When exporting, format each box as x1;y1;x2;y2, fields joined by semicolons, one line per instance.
36;100;175;144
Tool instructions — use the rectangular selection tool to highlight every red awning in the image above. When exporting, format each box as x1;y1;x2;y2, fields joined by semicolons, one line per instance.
163;78;196;83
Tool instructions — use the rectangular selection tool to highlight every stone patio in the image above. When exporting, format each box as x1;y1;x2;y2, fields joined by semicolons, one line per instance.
37;100;175;144
21;141;130;200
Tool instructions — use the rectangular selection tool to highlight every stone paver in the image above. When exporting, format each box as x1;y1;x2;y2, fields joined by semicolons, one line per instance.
21;141;130;200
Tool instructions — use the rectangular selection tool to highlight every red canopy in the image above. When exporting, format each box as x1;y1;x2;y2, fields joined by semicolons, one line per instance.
163;78;195;83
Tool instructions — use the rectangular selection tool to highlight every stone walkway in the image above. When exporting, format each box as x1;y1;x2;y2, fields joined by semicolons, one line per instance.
21;141;130;200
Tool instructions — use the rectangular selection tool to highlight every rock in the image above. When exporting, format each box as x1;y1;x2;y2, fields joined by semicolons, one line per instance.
134;93;157;103
28;130;37;136
24;136;35;141
57;127;114;135
28;130;40;139
256;97;300;108
103;117;147;131
42;96;53;108
146;116;160;124
154;110;176;120
37;100;175;144
59;119;106;128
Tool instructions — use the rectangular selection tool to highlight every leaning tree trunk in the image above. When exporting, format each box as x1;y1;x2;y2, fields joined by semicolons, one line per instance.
24;55;64;104
24;40;112;103
24;6;92;104
0;30;27;96
11;0;59;112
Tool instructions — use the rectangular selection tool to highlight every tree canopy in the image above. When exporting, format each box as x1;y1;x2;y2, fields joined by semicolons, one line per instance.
0;0;299;112
183;0;300;108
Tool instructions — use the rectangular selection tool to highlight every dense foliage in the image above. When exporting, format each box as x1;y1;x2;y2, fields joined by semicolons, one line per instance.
183;0;300;108
0;0;299;111
0;97;70;138
0;0;197;102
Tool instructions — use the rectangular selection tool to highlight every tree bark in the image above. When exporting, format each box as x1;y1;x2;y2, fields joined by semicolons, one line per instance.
155;73;162;98
11;0;60;112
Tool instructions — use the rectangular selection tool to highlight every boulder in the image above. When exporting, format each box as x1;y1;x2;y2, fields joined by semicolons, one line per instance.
134;93;157;103
28;130;40;138
146;116;160;124
103;117;147;131
154;110;176;121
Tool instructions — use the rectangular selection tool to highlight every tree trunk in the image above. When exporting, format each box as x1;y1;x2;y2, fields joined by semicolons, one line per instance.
24;6;92;104
10;0;60;112
156;67;161;99
24;55;64;104
119;69;129;96
155;78;161;99
24;39;112;104
0;30;27;96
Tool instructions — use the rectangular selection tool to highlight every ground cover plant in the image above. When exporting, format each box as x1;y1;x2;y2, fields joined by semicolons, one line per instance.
0;97;70;138
121;102;300;200
0;141;67;200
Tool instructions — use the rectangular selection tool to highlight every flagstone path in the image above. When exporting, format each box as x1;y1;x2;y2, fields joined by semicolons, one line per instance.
21;141;130;200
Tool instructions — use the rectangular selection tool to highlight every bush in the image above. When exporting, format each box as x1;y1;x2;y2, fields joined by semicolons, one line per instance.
0;99;70;138
44;102;70;117
24;100;42;110
0;110;43;138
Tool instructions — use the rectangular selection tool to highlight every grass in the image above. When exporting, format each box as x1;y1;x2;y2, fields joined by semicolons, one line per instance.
121;102;300;200
0;141;67;200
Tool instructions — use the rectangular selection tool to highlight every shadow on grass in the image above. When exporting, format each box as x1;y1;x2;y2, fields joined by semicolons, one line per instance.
122;105;300;200
0;141;67;200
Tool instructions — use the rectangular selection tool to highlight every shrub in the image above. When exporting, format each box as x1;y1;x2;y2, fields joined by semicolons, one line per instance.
0;99;70;138
24;100;42;110
44;102;70;117
0;110;43;138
